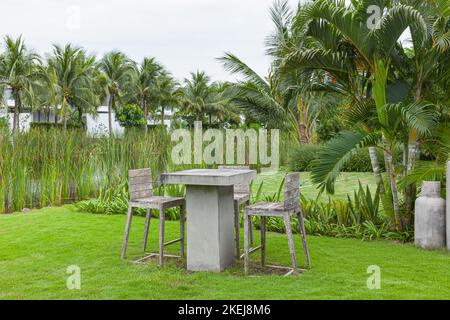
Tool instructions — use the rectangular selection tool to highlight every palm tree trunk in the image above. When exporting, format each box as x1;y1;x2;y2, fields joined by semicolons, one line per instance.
143;99;148;135
108;94;114;136
404;82;423;225
12;90;20;133
77;105;83;127
54;106;59;127
161;105;165;126
297;98;309;144
382;137;403;231
368;147;385;195
369;146;395;218
61;96;68;130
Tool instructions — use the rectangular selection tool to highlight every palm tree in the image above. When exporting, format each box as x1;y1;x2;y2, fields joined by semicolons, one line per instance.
390;0;450;219
154;73;178;126
45;44;99;128
0;36;40;133
180;71;212;124
219;1;335;143
35;63;59;123
280;0;441;230
134;57;164;134
98;51;135;135
205;82;240;127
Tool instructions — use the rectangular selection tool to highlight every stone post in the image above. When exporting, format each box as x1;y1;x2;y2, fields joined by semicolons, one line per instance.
447;161;450;250
414;181;446;249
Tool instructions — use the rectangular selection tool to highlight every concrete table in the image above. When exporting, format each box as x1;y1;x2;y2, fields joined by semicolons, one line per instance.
161;169;256;272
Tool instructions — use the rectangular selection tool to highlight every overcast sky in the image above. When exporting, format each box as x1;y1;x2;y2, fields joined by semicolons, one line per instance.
0;0;301;82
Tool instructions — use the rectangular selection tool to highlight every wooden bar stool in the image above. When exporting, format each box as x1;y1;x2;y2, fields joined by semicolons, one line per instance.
121;168;186;266
243;173;311;276
218;165;253;259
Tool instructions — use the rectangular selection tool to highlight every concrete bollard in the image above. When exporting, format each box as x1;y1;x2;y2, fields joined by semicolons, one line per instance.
414;181;446;249
447;161;450;250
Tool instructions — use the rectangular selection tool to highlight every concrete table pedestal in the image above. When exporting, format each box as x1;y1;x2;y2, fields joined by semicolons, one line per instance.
162;169;257;272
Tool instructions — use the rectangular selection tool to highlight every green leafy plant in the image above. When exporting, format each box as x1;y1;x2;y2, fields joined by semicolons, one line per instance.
115;104;146;128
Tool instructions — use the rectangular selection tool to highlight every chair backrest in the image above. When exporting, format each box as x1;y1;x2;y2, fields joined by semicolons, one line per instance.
128;168;153;201
218;165;250;194
284;173;300;212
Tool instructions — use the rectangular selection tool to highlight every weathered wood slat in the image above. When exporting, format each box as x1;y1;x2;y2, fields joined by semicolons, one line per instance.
129;175;152;185
283;213;297;272
284;197;299;210
133;253;181;264
129;183;153;192
240;245;262;259
142;209;151;253
129;168;151;178
130;190;153;200
284;188;299;200
164;237;182;246
159;206;165;266
285;173;299;188
261;216;266;269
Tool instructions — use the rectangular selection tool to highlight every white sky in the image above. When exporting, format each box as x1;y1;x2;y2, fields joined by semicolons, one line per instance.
0;0;411;83
0;0;299;82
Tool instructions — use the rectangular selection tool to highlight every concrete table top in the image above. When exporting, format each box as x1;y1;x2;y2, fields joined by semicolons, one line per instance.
161;168;256;186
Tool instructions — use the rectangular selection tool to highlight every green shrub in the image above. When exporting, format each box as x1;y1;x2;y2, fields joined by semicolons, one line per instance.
0;116;8;130
287;144;320;171
115;104;146;128
316;118;342;143
288;144;386;172
247;177;412;241
342;148;385;172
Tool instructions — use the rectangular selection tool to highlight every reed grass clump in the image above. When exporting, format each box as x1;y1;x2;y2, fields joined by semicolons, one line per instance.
0;127;170;213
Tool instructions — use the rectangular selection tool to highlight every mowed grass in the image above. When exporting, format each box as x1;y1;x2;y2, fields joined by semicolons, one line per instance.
252;171;377;201
1;207;449;300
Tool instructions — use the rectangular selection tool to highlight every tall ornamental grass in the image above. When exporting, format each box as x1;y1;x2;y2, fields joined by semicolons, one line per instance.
0;127;170;213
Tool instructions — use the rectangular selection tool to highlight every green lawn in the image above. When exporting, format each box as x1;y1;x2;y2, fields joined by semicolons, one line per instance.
252;171;377;201
1;207;449;300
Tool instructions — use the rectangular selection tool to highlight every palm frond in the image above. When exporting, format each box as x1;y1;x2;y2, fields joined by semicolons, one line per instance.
217;53;269;90
311;131;381;194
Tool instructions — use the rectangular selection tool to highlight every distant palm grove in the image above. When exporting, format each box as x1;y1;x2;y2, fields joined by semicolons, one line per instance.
0;0;449;240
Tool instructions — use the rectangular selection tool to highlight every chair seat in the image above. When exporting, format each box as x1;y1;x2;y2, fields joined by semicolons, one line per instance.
130;196;185;209
245;202;288;216
234;193;250;204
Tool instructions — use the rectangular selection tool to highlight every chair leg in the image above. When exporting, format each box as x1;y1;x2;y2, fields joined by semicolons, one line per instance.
121;205;133;260
297;210;311;269
142;209;152;253
246;200;254;246
159;205;165;267
283;213;297;273
243;209;250;275
260;216;266;271
234;200;240;259
180;204;185;259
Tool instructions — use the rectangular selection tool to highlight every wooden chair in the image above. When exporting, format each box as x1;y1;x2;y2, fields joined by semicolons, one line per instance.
243;173;311;276
218;165;253;259
121;168;185;266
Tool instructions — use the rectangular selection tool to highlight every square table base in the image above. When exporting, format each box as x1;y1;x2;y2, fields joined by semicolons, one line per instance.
186;185;234;272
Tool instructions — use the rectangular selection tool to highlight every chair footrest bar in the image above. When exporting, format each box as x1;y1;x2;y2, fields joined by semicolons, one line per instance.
133;253;181;263
265;264;307;276
239;245;262;259
164;238;182;247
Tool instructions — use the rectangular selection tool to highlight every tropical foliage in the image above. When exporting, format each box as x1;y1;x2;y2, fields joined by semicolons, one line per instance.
0;0;448;239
